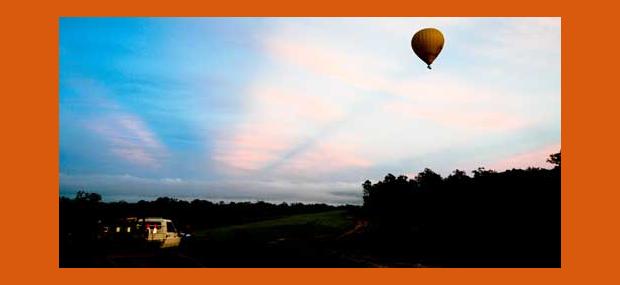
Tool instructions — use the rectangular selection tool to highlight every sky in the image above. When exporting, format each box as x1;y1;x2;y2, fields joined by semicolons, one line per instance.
59;17;561;204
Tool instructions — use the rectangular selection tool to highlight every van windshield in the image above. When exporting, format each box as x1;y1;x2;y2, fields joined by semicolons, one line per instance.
166;221;176;233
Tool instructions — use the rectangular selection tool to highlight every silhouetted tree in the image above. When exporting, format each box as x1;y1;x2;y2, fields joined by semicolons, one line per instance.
472;167;496;178
445;169;471;184
415;168;442;190
75;190;102;203
547;151;561;167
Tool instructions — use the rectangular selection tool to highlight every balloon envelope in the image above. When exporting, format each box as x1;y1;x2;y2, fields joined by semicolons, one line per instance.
411;28;444;69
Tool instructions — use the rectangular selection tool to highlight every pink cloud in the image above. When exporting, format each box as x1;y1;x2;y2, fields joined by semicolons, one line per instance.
252;86;344;124
88;114;167;168
263;34;495;105
383;101;530;132
212;85;347;173
212;121;298;171
277;142;372;174
489;143;561;171
263;34;534;135
263;38;393;94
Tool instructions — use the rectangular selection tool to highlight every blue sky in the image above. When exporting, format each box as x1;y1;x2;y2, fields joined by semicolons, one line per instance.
60;17;561;203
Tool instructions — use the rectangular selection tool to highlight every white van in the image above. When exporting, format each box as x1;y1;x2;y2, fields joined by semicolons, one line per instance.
141;218;182;248
104;217;182;248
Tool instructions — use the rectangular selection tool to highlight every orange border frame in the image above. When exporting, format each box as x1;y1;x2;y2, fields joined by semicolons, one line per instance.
2;0;618;284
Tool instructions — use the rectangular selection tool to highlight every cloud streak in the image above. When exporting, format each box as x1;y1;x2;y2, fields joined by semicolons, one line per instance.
65;79;168;168
87;114;167;167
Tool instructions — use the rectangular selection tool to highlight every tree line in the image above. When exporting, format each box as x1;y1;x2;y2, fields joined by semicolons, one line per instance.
359;152;560;266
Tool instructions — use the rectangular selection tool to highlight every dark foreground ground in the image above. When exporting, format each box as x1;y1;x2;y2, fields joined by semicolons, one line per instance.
61;210;429;267
61;162;561;268
60;209;558;268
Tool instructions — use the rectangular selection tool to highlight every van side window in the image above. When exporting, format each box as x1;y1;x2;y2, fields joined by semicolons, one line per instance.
166;221;176;233
145;222;161;229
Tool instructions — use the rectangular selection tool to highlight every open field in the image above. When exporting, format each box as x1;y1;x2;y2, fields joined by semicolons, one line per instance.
194;210;354;242
181;210;379;267
62;210;385;267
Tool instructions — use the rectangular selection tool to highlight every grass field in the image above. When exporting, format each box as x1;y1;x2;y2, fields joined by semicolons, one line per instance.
193;210;354;242
179;210;374;267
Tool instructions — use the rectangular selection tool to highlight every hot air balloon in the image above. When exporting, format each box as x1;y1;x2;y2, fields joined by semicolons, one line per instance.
411;28;444;69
